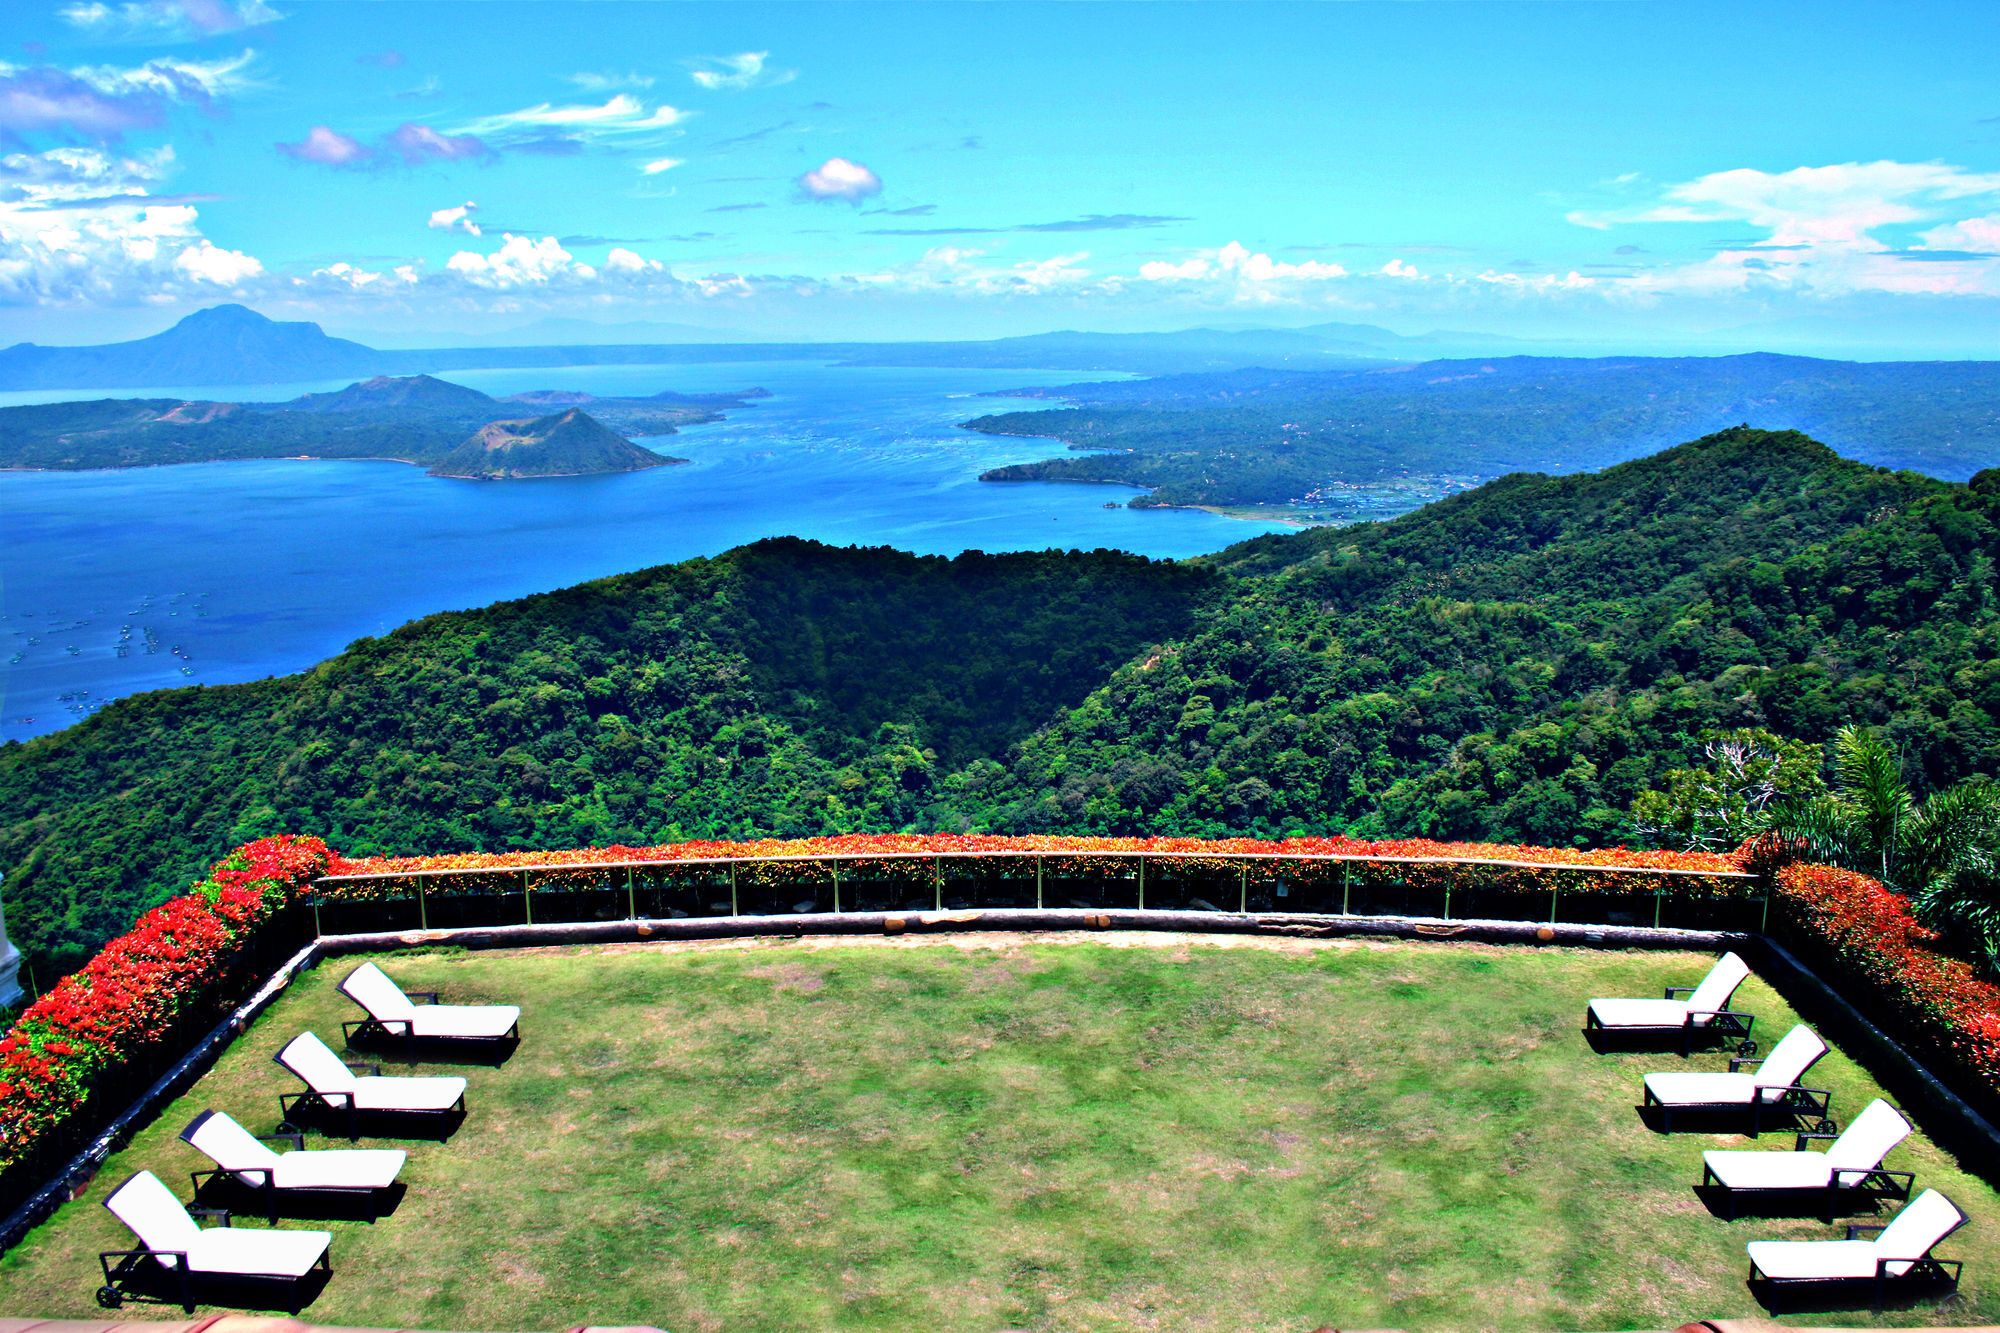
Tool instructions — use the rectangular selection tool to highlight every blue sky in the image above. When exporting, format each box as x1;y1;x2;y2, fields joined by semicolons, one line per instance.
6;0;2000;351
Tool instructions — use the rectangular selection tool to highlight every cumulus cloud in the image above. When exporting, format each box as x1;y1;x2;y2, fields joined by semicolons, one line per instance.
799;156;880;203
446;233;594;289
641;156;681;175
688;51;794;92
1570;160;2000;298
428;201;479;235
59;0;279;39
0;145;267;305
1139;241;1346;288
277;122;490;169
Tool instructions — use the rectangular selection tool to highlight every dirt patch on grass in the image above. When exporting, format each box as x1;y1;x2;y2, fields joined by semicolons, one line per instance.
748;960;827;992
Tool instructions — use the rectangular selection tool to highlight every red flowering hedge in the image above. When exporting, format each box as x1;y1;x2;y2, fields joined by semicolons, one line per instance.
327;833;1748;897
1771;861;2000;1103
0;835;330;1174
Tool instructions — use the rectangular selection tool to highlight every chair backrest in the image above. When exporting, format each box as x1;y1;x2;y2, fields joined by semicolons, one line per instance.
1874;1189;1965;1272
103;1170;201;1260
1685;951;1751;1014
340;961;416;1022
1824;1099;1912;1173
274;1030;357;1095
1753;1024;1827;1096
181;1109;282;1173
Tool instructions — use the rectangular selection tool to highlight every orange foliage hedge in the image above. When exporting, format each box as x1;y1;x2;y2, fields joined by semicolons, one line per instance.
1772;861;2000;1101
325;833;1749;899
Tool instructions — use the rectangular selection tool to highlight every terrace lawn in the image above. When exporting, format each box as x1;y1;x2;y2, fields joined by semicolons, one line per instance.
3;933;1997;1332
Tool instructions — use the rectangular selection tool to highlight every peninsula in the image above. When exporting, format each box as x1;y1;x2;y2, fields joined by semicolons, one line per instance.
0;374;760;478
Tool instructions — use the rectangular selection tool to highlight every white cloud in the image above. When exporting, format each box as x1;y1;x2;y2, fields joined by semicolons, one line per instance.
445;234;596;289
641;157;681;175
567;71;654;92
59;0;280;39
1380;258;1421;278
172;237;262;285
689;51;795;92
1570;160;2000;298
1139;241;1346;291
451;94;687;150
427;201;480;235
799;156;881;202
0;145;273;305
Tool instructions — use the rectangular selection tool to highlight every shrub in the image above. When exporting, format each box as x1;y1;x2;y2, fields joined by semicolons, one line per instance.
0;835;329;1174
1771;861;2000;1102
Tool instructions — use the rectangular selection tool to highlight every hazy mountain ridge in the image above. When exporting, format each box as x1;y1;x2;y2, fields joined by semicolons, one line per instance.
967;352;2000;505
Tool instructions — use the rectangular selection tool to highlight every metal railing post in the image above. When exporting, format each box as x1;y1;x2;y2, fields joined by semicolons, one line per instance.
417;874;428;930
1654;889;1663;929
1760;889;1770;934
1036;856;1044;909
1341;862;1351;916
1138;855;1146;911
730;862;739;917
1550;885;1559;924
833;863;841;914
934;856;942;912
627;865;637;920
523;869;532;925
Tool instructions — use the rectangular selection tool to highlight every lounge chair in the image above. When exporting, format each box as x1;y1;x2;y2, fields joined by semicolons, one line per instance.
1747;1188;1966;1306
274;1031;466;1141
1701;1099;1914;1220
181;1109;406;1224
1642;1023;1832;1135
97;1169;331;1312
1584;951;1756;1054
338;961;520;1055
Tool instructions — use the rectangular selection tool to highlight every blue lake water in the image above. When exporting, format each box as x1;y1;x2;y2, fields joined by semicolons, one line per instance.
0;361;1291;740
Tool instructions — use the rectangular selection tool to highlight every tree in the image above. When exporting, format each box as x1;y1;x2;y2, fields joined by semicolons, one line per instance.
1629;729;1825;853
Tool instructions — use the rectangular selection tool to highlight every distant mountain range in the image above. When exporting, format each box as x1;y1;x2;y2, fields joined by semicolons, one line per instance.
0;304;1548;392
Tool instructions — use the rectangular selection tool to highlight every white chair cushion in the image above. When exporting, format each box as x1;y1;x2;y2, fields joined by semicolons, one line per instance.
1825;1099;1912;1174
1684;951;1751;1015
1703;1149;1836;1191
1756;1025;1828;1090
350;1074;466;1111
271;1148;406;1191
1589;998;1690;1029
104;1171;200;1256
1874;1189;1964;1265
342;961;419;1021
185;1111;281;1174
185;1227;331;1278
410;1004;520;1039
1748;1239;1884;1281
277;1032;357;1096
1644;1071;1759;1107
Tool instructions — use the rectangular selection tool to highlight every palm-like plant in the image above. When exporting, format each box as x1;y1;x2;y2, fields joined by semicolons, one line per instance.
1766;726;2000;972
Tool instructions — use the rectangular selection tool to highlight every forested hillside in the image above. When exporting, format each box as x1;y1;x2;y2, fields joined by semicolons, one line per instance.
0;543;1218;966
5;426;1996;973
969;353;2000;505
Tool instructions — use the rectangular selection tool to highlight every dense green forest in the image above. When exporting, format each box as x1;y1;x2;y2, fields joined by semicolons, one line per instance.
969;353;2000;505
5;426;1996;974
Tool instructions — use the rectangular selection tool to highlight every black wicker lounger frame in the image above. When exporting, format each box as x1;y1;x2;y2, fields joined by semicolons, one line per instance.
1645;1046;1836;1137
272;1053;466;1143
1747;1216;1965;1309
95;1172;332;1312
1584;982;1758;1056
1701;1123;1916;1222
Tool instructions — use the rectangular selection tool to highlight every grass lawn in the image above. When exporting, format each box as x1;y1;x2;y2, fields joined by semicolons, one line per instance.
2;931;1996;1332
